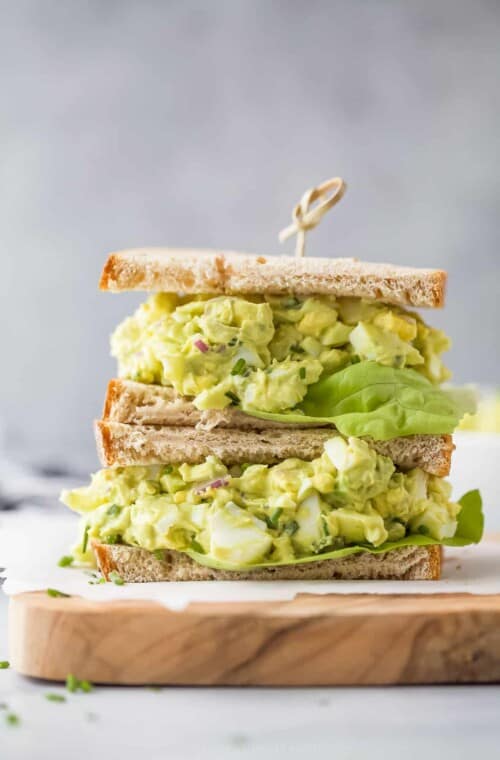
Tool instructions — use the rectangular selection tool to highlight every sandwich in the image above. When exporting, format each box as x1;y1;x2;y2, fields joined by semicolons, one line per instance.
61;249;483;581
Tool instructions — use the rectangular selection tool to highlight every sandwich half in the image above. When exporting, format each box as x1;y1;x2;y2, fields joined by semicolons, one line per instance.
60;249;482;581
62;432;465;581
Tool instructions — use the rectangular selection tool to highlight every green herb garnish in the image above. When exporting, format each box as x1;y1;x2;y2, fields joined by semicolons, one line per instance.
109;571;125;586
284;520;299;536
82;524;90;553
0;661;10;669
46;693;66;703
265;508;282;529
153;549;166;561
88;576;106;585
66;674;78;692
106;504;121;516
58;555;74;568
162;465;173;476
418;525;430;536
47;588;70;598
190;540;205;554
66;674;93;693
225;391;240;406
5;713;19;726
231;358;247;376
283;297;302;309
105;533;121;545
228;336;239;347
299;367;306;379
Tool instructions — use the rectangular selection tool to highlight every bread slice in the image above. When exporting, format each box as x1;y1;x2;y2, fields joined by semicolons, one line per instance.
95;418;453;476
100;248;446;308
92;541;442;581
103;379;328;430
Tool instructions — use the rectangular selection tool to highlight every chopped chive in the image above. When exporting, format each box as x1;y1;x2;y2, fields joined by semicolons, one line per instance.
225;391;240;406
231;358;247;376
283;297;302;309
66;674;93;693
66;674;78;692
58;555;74;568
228;336;239;347
153;549;166;561
46;693;66;703
190;540;205;554
109;571;125;586
106;504;121;516
283;520;299;536
5;713;19;726
82;524;90;553
299;367;306;379
104;533;121;545
162;465;173;475
418;525;430;536
0;661;9;669
270;508;283;527
47;588;70;598
88;576;106;585
264;508;282;529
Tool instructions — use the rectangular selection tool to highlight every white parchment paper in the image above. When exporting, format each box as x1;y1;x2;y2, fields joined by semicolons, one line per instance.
1;507;499;611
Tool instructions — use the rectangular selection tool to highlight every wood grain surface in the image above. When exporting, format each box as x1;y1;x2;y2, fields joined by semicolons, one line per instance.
9;591;500;685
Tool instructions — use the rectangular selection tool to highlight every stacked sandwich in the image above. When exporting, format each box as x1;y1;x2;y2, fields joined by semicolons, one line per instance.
61;249;482;581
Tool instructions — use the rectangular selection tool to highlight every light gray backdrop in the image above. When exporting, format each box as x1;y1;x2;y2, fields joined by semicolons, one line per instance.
1;1;499;471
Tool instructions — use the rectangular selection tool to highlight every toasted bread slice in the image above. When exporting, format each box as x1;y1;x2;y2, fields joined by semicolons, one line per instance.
100;248;446;308
92;541;442;581
95;417;453;476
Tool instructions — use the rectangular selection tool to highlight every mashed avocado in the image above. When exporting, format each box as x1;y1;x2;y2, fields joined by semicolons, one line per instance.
61;436;460;568
111;294;450;415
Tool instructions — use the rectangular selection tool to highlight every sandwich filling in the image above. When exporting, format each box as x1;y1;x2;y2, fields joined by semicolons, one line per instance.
112;294;450;416
62;435;468;570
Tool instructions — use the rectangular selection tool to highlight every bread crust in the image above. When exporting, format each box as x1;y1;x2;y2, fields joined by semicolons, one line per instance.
92;541;442;582
99;391;453;476
99;248;446;308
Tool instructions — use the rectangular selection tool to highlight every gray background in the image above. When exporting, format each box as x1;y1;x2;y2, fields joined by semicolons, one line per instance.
1;0;499;471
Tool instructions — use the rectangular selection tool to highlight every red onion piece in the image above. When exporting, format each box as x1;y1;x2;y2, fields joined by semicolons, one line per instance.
194;339;209;353
195;478;229;494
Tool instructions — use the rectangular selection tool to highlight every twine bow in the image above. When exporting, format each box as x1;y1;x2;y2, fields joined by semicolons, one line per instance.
279;177;347;257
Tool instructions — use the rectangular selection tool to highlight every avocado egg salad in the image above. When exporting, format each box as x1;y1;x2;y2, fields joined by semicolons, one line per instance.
58;247;482;582
111;293;463;439
61;435;482;572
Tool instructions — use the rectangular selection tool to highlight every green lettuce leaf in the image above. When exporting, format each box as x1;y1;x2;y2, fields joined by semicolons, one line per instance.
245;361;472;440
185;490;483;572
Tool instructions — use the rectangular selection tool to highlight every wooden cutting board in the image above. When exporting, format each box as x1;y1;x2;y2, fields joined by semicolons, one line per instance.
9;590;500;685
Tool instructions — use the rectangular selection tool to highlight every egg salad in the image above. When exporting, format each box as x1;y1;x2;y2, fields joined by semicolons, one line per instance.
111;294;450;416
61;435;461;570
